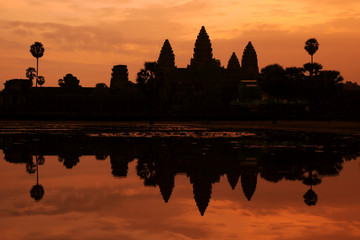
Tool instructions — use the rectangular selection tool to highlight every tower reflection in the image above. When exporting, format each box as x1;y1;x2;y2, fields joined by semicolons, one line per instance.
1;132;358;213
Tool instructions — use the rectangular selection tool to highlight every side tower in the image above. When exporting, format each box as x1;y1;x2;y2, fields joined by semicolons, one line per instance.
241;42;259;79
227;52;241;73
157;39;176;72
224;52;243;103
110;65;129;89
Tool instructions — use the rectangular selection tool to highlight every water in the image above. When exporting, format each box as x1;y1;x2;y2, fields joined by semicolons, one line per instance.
1;122;360;239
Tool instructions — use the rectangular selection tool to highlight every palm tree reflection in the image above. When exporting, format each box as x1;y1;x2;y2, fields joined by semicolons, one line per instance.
30;155;45;201
302;170;321;206
1;134;358;214
303;188;317;206
58;153;80;169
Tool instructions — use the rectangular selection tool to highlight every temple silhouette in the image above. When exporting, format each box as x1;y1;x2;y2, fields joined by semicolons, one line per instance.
0;26;261;119
2;26;360;119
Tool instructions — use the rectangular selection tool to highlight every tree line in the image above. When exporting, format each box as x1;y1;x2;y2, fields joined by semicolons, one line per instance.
258;38;344;107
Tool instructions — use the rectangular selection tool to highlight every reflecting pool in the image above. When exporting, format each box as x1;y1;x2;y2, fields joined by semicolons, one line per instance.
1;122;360;239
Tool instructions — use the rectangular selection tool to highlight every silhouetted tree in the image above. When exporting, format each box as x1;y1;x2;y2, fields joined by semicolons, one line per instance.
95;152;108;160
26;155;45;174
137;62;157;86
343;81;360;90
304;70;343;105
95;83;108;88
58;74;81;88
58;153;80;169
318;70;344;96
25;67;36;85
26;161;36;174
304;38;319;64
302;170;321;187
258;64;286;101
303;62;322;77
284;67;306;101
136;156;157;186
319;70;344;89
136;62;160;123
58;78;65;87
30;42;45;87
37;76;45;87
37;155;45;165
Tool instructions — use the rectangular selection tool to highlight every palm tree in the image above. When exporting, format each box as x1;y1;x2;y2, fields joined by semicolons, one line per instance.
30;42;45;87
303;62;322;77
58;78;65;87
258;64;286;101
25;67;36;85
37;76;45;87
304;38;319;64
136;62;157;86
136;62;158;124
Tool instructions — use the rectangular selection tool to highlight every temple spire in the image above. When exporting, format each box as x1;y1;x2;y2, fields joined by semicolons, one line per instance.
227;171;240;190
241;41;259;79
241;173;257;201
158;173;175;203
190;26;214;67
192;179;212;216
227;52;241;72
157;39;175;71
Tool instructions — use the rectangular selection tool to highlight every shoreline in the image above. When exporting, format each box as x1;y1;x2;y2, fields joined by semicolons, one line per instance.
0;120;360;135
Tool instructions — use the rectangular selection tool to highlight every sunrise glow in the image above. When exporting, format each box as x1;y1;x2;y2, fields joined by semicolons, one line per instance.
1;0;359;88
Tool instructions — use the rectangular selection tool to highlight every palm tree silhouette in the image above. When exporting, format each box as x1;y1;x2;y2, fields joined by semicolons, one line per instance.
136;62;158;124
304;38;319;64
37;76;45;87
58;78;65;87
30;42;45;87
303;62;322;77
25;67;36;85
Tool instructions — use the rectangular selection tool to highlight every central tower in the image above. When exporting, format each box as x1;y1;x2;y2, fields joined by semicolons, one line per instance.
189;26;220;69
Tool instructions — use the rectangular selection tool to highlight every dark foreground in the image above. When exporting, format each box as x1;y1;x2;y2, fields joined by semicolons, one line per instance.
1;121;360;239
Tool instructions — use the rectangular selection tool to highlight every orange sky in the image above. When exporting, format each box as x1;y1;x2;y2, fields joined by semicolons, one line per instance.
0;0;359;89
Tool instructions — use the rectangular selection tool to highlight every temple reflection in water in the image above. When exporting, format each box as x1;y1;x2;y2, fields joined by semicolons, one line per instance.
1;132;358;216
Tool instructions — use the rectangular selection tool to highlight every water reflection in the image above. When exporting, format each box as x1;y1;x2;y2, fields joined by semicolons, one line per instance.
1;132;359;215
29;155;45;201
